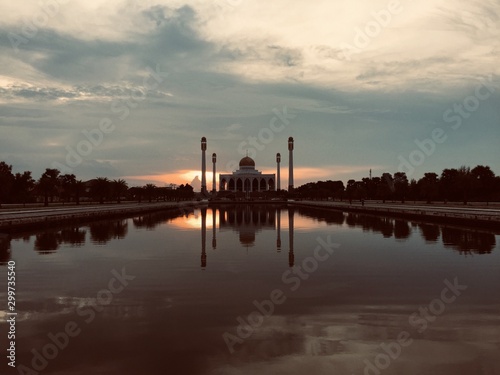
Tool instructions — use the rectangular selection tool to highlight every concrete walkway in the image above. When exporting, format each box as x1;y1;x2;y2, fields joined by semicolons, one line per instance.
0;201;200;232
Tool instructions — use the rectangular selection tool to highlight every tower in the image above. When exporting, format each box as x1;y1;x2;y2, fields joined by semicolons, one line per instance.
288;206;294;267
276;208;281;252
212;207;217;249
288;137;294;191
276;153;281;191
201;137;207;193
201;206;207;269
212;153;217;193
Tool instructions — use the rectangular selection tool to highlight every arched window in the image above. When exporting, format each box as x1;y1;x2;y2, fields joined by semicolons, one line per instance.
228;179;235;191
236;178;243;192
260;178;267;191
244;178;251;192
252;178;259;192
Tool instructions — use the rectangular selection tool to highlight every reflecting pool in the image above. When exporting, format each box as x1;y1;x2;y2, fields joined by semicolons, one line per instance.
1;204;499;375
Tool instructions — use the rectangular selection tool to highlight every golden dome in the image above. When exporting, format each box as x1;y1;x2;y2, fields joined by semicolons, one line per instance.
239;156;255;168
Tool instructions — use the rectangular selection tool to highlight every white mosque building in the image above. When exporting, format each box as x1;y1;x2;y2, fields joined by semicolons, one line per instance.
200;137;294;194
219;156;276;192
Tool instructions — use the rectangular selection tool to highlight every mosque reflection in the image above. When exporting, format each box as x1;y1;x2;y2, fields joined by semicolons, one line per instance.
199;205;497;268
0;205;496;261
200;205;292;269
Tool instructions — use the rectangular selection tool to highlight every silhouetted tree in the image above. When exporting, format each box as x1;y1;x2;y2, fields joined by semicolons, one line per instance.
0;162;14;206
457;166;472;205
377;173;393;203
471;165;495;204
144;184;157;202
112;179;128;203
393;172;409;203
176;184;194;200
12;171;35;205
346;179;356;204
129;186;144;202
90;177;111;204
418;173;439;203
37;168;60;206
59;174;77;203
440;168;460;202
408;179;419;202
74;180;86;205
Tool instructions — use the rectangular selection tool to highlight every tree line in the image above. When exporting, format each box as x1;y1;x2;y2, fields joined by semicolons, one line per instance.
1;161;498;206
295;165;500;204
0;162;194;207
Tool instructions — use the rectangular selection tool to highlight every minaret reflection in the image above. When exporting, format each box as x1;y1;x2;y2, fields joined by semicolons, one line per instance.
201;207;207;270
212;207;217;249
200;205;292;267
288;206;294;267
276;208;281;252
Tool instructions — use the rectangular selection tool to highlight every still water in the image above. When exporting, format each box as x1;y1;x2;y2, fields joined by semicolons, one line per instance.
1;204;499;375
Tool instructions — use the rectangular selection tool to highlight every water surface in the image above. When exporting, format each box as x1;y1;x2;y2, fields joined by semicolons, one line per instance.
1;204;499;375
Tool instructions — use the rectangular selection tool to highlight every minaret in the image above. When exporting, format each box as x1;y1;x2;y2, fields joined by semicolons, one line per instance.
201;137;207;194
212;207;217;249
276;153;281;191
212;153;217;193
201;207;207;269
288;207;294;267
288;137;294;191
276;208;281;252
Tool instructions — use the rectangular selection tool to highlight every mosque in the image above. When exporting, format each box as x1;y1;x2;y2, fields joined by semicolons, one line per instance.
200;136;295;194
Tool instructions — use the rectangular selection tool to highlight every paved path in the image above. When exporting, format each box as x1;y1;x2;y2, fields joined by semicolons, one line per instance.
0;203;153;220
291;201;500;229
311;202;500;217
0;202;200;231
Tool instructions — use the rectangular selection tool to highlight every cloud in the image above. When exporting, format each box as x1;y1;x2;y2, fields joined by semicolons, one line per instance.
0;0;498;183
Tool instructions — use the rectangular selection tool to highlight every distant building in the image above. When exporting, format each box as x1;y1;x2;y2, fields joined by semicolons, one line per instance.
219;156;276;192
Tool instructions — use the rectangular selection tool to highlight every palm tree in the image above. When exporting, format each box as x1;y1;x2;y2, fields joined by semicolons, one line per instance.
112;179;128;203
91;178;111;204
144;184;157;203
38;168;60;206
58;174;76;203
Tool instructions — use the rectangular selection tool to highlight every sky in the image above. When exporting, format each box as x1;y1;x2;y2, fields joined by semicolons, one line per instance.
0;0;499;189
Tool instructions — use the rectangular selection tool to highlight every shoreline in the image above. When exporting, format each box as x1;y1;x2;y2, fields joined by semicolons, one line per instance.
2;199;500;233
289;201;500;231
0;201;199;233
